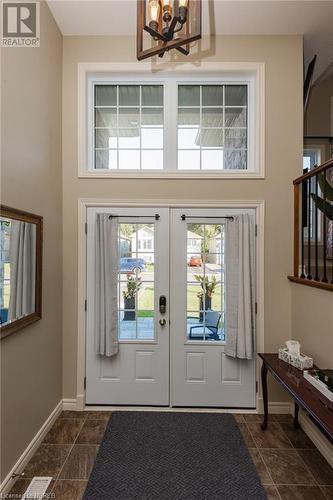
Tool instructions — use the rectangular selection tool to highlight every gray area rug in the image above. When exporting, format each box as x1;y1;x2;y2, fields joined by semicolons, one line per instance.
83;412;267;500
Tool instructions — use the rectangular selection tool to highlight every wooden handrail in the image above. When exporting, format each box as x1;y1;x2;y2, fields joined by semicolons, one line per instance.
293;157;333;185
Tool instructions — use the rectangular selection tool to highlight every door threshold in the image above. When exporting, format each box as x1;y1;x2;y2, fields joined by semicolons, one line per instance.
84;405;259;414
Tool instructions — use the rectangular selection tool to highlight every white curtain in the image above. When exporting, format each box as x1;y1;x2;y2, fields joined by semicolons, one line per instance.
8;221;36;321
225;214;255;359
95;214;119;357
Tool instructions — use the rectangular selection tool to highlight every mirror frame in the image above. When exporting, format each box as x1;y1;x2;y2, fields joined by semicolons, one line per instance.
0;205;43;339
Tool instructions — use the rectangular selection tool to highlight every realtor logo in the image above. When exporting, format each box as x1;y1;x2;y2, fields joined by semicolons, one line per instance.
1;1;40;47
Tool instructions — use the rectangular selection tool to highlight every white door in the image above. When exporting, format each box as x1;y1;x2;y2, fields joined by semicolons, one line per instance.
86;207;169;405
170;208;256;408
86;206;256;408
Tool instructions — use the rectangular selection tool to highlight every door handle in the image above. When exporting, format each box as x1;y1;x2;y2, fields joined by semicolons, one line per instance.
159;318;167;327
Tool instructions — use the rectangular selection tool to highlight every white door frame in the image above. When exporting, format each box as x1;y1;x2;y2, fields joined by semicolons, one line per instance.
76;199;265;411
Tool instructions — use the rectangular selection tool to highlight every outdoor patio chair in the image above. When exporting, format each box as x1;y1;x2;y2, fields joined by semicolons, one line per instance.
188;310;221;340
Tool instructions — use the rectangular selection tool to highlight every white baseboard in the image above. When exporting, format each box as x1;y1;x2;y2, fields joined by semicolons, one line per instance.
257;398;293;415
299;410;333;468
0;400;63;496
62;398;78;410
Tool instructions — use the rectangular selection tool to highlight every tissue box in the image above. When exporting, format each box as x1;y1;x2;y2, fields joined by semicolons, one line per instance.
278;348;313;370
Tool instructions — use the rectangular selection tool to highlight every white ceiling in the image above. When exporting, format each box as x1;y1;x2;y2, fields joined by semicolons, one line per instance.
47;0;333;81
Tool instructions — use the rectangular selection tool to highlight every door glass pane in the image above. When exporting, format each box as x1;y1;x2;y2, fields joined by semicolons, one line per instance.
118;223;155;340
186;223;225;341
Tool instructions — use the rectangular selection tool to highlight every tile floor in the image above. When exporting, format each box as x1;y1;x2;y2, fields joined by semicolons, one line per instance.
9;411;333;500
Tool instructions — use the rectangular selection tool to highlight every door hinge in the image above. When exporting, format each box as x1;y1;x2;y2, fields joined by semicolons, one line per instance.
255;224;258;237
255;302;258;315
85;222;87;235
84;377;86;390
84;299;87;312
256;381;258;393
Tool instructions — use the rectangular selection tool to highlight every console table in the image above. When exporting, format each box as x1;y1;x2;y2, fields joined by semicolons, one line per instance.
258;353;333;442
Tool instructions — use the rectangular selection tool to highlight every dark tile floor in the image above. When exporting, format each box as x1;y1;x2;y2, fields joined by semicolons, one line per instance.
9;411;333;500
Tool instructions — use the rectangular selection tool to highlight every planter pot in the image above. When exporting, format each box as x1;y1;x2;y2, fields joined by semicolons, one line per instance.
199;296;211;321
124;297;136;321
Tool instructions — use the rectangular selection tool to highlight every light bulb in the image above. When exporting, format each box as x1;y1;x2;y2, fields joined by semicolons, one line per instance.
178;0;188;23
162;0;172;23
148;0;160;25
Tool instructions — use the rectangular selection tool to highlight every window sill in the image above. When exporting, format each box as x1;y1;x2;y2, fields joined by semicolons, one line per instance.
79;170;265;180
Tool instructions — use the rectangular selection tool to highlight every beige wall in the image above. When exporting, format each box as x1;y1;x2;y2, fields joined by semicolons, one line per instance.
0;2;62;480
294;71;333;379
291;284;333;368
62;35;303;402
305;73;333;137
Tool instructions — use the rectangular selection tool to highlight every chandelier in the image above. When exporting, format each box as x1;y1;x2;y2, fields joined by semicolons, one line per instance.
137;0;202;60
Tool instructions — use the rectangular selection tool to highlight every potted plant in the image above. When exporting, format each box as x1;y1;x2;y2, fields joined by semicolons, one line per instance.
123;274;142;321
194;275;219;320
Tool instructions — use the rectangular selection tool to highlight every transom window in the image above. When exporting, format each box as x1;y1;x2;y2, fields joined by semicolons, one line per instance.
83;69;262;177
178;84;247;170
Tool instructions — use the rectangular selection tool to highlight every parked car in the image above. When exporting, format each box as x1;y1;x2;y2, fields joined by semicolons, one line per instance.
120;257;146;273
188;255;202;267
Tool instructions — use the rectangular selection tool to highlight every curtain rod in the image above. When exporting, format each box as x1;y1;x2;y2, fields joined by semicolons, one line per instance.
109;214;160;220
181;215;234;221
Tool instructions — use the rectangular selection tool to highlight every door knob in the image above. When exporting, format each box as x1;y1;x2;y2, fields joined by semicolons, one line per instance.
159;318;166;327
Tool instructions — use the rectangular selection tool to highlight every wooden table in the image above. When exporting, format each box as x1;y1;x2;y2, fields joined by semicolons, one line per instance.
258;353;333;442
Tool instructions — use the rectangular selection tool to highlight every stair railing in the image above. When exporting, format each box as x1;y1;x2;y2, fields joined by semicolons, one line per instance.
289;157;333;291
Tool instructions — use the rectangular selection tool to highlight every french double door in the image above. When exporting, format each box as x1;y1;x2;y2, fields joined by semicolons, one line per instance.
86;207;256;408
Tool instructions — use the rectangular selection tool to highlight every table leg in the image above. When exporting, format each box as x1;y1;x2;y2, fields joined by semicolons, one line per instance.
294;402;300;429
261;362;268;430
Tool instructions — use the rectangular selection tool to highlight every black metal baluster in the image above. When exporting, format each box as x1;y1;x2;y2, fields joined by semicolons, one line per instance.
314;173;319;280
300;178;306;278
307;176;312;280
322;169;328;283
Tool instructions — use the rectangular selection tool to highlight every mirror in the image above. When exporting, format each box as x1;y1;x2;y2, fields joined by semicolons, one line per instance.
0;205;42;339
